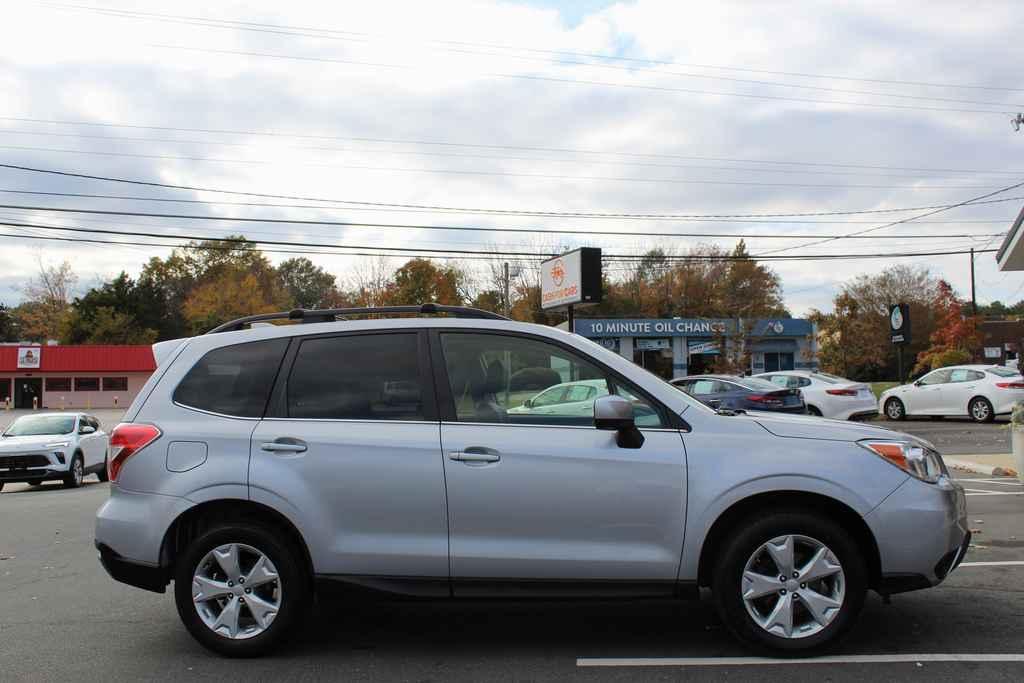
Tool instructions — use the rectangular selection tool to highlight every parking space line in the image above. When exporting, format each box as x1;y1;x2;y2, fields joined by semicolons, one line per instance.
965;491;1024;496
958;478;1024;486
959;561;1024;567
576;654;1024;667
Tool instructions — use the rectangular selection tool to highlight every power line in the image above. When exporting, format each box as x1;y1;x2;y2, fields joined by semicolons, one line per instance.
153;44;1015;117
0;188;1011;224
757;178;1024;256
2;144;1001;190
5;116;1023;176
45;2;1024;94
0;219;999;261
3;162;1023;220
0;203;1004;242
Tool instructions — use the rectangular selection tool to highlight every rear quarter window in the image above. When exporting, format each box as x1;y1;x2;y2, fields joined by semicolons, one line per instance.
173;338;289;417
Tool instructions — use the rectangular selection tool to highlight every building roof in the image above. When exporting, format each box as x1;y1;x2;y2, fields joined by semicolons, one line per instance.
0;345;156;373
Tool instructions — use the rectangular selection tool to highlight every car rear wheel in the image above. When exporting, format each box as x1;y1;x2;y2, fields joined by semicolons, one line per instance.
174;523;311;657
969;397;994;423
806;406;822;417
712;511;866;655
63;454;84;489
96;453;109;482
884;398;906;421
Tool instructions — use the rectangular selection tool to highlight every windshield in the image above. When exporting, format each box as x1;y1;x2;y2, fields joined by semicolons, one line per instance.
3;415;76;437
986;367;1021;378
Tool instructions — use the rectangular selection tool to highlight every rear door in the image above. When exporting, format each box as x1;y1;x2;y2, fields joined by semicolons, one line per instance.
944;368;981;414
250;330;449;579
433;330;686;588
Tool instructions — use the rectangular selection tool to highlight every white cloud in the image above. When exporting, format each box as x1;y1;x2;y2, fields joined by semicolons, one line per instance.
0;0;1021;315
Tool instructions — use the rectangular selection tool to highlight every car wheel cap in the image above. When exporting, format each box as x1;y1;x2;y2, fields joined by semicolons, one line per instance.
972;401;989;420
741;534;846;639
887;401;901;418
73;460;83;484
192;543;281;640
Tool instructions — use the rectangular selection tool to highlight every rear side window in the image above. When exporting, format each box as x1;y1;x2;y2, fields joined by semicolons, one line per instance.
287;333;423;420
174;338;289;417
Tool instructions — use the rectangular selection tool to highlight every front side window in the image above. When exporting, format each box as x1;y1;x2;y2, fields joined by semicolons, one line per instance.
174;338;289;417
440;332;664;427
287;333;423;421
920;369;952;386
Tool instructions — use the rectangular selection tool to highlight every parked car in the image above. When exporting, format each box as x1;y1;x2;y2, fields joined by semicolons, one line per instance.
879;364;1024;422
754;371;876;420
0;412;109;491
96;304;968;658
671;374;806;414
508;378;609;418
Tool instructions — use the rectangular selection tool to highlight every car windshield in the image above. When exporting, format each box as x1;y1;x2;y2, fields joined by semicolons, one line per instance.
733;377;786;392
3;415;76;437
986;367;1021;378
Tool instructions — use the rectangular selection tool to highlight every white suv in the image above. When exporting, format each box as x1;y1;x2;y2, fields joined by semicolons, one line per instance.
0;412;108;490
95;305;968;658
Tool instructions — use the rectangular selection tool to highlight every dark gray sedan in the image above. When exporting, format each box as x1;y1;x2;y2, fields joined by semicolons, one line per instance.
671;374;807;414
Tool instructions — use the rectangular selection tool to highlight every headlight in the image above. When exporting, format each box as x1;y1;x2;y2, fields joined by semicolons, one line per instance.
44;441;70;449
858;439;946;483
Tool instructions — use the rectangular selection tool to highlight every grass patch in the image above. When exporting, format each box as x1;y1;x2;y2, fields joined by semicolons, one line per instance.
870;382;899;400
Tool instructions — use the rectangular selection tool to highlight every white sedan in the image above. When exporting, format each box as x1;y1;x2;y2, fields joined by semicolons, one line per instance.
508;379;610;417
0;412;109;491
879;364;1024;423
754;370;877;420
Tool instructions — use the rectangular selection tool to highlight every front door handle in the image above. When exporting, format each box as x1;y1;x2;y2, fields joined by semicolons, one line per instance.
261;438;307;453
449;450;500;463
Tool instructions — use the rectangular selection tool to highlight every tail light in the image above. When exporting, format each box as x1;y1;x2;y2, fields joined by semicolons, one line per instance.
826;388;858;396
996;381;1024;389
108;423;161;482
747;394;783;407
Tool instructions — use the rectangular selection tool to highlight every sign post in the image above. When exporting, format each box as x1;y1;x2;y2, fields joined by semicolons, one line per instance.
889;303;912;382
540;247;602;333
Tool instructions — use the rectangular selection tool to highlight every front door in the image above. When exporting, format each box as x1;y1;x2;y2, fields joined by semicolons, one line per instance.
250;330;449;579
434;331;686;589
14;378;41;409
912;368;951;414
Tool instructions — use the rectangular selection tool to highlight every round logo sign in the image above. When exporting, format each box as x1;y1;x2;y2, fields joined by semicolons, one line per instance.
890;306;903;331
550;259;566;287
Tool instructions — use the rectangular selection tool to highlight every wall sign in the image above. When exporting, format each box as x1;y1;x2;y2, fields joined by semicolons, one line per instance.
688;340;721;355
16;347;41;369
636;338;670;351
540;247;602;310
984;346;1002;359
889;303;911;345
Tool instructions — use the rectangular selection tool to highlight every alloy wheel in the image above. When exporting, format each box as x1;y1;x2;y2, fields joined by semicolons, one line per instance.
971;399;990;421
886;400;903;419
741;534;846;639
192;543;282;640
72;459;83;486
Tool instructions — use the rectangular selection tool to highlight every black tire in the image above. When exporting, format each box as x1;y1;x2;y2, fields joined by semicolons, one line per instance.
806;406;822;417
174;523;311;658
969;396;995;423
96;453;109;482
63;454;84;489
884;397;906;421
711;510;867;655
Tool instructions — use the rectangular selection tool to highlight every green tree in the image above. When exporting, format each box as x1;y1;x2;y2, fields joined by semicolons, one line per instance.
277;257;339;309
63;272;164;344
0;303;20;342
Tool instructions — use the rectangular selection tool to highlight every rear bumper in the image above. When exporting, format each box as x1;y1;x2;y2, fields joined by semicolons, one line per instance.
96;541;169;593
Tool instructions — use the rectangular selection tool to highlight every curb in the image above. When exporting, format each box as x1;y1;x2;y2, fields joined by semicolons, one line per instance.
944;457;1019;478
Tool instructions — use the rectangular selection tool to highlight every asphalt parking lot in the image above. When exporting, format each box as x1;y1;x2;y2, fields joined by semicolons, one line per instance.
873;415;1013;456
1;467;1022;681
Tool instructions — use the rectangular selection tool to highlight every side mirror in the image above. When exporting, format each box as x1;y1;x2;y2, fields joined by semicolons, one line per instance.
523;398;533;408
593;395;644;449
79;425;96;435
913;380;923;387
707;399;722;409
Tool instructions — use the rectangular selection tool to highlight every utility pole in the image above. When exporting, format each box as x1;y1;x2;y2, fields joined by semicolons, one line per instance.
970;248;977;316
502;262;510;318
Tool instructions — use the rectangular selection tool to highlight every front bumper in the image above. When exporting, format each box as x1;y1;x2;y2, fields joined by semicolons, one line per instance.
866;474;969;594
0;467;68;483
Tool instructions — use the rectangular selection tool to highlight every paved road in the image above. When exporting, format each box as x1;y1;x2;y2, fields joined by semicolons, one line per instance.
872;416;1011;455
1;472;1022;681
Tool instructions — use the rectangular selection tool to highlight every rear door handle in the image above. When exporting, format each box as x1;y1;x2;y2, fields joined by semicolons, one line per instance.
449;450;500;463
261;438;307;453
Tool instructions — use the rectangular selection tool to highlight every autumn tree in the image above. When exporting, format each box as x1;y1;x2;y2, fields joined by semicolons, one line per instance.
913;280;982;373
383;258;468;306
14;258;77;342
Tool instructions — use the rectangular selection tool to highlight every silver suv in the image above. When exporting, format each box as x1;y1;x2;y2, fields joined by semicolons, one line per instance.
95;305;969;657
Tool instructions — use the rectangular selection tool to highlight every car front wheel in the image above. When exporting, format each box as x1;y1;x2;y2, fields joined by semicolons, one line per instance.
884;397;906;421
63;454;84;489
174;523;311;657
712;511;866;655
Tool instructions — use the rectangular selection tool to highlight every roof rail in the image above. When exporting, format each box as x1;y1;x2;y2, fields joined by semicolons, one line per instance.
206;303;510;334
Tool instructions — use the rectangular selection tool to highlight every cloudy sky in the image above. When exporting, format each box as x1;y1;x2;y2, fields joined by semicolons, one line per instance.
1;0;1023;316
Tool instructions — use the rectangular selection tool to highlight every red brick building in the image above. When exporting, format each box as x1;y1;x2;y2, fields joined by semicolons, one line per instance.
0;345;155;409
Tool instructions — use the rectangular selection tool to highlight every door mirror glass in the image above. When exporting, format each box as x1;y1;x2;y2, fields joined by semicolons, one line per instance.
79;424;96;434
593;395;644;449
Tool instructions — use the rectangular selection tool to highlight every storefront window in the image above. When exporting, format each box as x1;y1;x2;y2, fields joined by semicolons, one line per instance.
102;377;128;391
74;377;100;391
45;377;72;392
763;352;795;372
